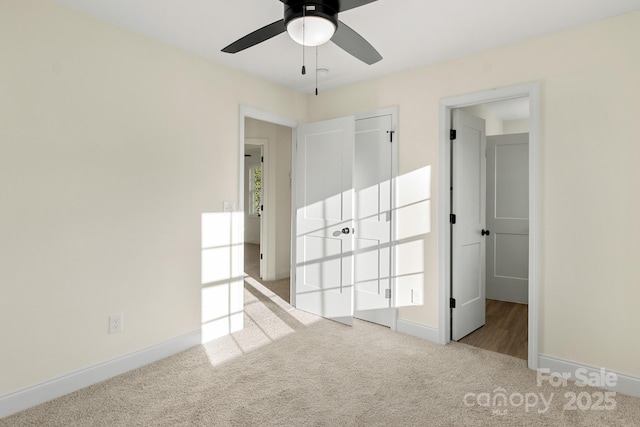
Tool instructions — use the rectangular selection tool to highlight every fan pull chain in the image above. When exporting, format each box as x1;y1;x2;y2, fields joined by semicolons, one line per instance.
315;46;318;96
301;7;306;75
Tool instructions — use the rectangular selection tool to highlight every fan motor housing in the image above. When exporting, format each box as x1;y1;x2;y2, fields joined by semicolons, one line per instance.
284;1;339;28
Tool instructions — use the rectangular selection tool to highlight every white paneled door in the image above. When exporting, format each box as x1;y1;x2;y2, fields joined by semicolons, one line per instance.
295;113;395;327
295;117;356;325
353;115;393;327
486;133;529;303
451;109;487;341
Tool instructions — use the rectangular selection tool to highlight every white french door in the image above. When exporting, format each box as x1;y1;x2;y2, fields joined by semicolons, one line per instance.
295;116;356;325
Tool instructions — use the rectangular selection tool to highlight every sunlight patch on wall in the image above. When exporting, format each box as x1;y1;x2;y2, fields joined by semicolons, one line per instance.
201;212;243;343
396;200;431;240
393;165;432;308
396;166;431;207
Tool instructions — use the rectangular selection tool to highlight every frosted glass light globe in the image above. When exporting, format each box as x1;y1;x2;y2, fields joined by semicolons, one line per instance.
287;16;336;46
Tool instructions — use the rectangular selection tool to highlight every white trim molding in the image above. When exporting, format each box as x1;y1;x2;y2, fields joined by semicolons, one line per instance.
438;82;541;370
396;318;440;344
0;330;201;419
538;354;640;398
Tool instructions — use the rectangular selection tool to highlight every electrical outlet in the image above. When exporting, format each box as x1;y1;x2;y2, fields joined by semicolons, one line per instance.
109;313;123;334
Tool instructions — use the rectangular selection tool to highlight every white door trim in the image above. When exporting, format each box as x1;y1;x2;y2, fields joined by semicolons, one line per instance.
437;83;541;370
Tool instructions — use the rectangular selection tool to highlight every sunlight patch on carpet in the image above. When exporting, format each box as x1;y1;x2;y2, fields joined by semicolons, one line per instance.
202;276;320;366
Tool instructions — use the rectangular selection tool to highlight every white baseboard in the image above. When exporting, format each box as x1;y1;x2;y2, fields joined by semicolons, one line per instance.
538;354;640;398
396;318;440;344
0;330;201;419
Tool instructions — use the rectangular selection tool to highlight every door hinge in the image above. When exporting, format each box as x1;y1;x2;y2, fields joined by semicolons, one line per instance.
450;213;456;224
450;129;457;140
261;156;264;162
260;204;264;211
386;130;395;143
385;289;392;299
450;298;456;309
260;253;263;260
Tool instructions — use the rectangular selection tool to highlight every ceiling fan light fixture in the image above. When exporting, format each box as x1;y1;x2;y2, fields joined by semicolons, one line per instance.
222;0;382;65
286;16;336;47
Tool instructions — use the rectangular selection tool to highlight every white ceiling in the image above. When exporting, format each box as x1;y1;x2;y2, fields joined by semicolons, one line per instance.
54;0;640;94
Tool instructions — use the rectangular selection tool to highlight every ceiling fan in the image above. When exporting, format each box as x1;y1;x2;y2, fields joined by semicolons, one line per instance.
221;0;382;65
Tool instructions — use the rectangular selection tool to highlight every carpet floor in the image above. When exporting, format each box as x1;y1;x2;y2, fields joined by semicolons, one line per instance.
2;279;639;426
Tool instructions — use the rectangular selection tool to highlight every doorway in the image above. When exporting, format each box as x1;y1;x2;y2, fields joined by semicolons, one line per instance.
454;99;530;359
241;113;295;304
244;140;266;279
438;83;540;370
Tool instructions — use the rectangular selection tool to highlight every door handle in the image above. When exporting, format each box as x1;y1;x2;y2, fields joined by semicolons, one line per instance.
341;227;350;235
481;229;490;236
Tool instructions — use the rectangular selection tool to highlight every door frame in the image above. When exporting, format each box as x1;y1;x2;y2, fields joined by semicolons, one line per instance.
437;82;541;370
238;106;299;295
244;138;268;279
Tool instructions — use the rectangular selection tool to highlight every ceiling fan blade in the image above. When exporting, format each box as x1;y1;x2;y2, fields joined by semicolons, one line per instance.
331;20;382;65
221;19;286;53
338;0;378;13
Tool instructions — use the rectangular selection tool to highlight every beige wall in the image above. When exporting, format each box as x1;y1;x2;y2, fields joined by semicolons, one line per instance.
307;11;640;376
459;106;530;135
0;0;305;394
459;105;530;135
2;0;639;399
274;125;293;280
503;118;530;134
460;104;505;135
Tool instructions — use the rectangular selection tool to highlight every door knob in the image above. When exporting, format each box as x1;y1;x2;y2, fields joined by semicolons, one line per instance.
481;229;490;236
341;227;350;235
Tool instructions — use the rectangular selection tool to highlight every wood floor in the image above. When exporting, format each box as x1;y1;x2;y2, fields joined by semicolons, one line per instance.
244;243;291;303
458;299;528;360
